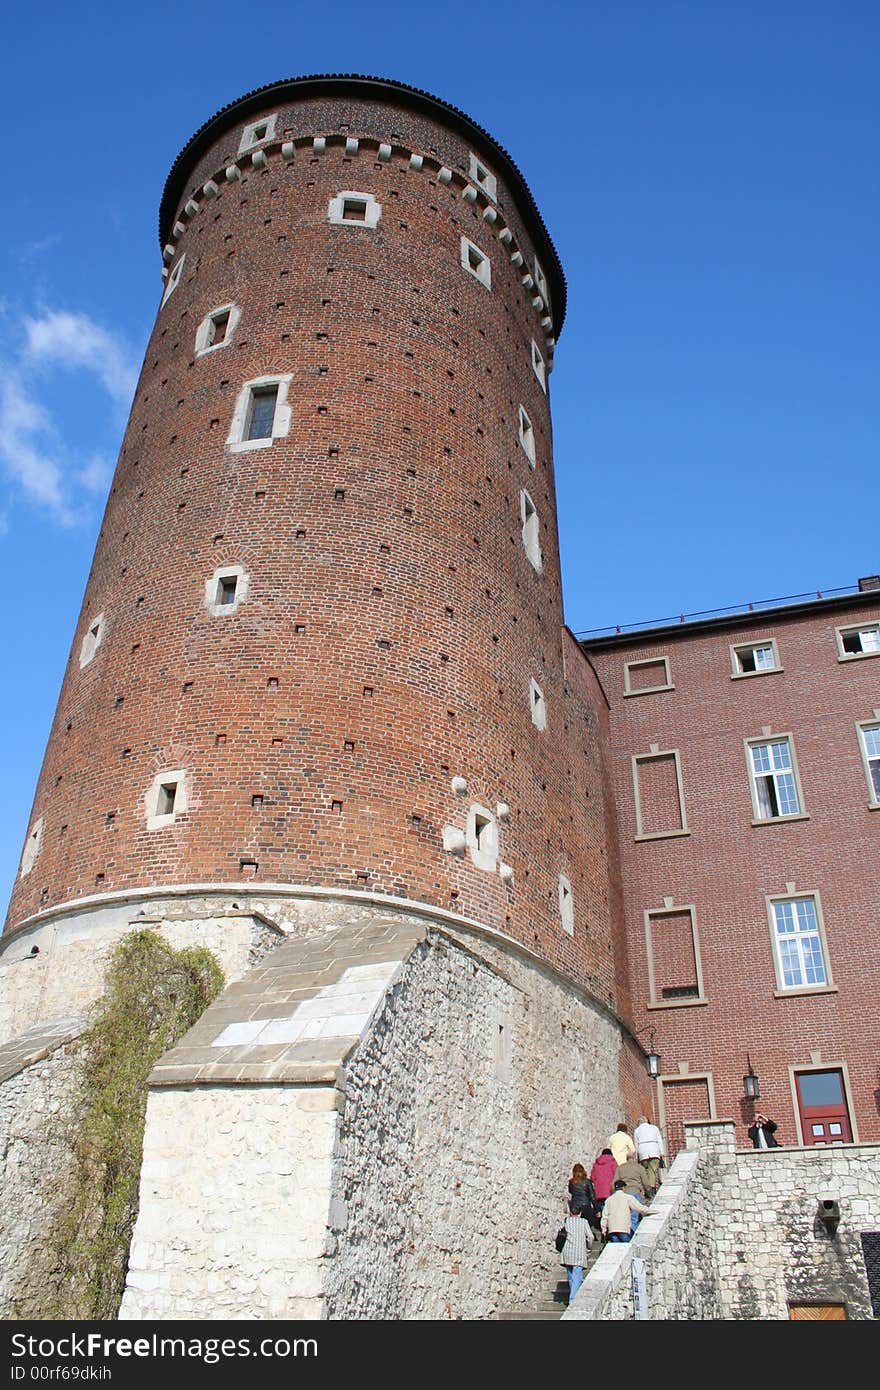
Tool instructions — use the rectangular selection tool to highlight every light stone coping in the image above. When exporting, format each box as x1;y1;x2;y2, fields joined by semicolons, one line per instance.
0;1015;84;1084
148;917;427;1087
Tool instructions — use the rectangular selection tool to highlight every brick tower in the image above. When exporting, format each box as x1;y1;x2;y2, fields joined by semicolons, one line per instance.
1;78;645;1320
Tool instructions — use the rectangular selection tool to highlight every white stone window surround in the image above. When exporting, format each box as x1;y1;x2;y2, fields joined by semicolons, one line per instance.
836;620;880;661
460;236;491;289
529;677;546;731
227;374;293;454
468;152;497;201
79;612;106;669
466;803;499;872
730;637;782;678
204;564;250;617
195;303;242;358
518;405;536;466
856;716;880;808
238;114;277;154
327;191;382;229
20;816;44;878
160;253;185;308
533;255;550;306
520;489;543;574
530;339;547;392
146;769;189;831
558;874;574;935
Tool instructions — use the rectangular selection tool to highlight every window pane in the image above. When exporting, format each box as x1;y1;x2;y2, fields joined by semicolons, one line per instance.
798;1071;843;1106
754;645;775;670
776;771;799;815
860;626;880;652
247;388;277;440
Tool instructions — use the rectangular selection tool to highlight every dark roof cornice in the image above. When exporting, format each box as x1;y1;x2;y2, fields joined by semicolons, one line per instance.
159;73;566;335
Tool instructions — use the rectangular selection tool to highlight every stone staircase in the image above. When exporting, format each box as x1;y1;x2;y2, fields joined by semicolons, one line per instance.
496;1238;605;1320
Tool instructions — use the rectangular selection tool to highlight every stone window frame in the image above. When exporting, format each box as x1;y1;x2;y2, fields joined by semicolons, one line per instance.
468;152;497;201
466;802;498;872
623;654;673;697
227;374;293;454
160;253;185;308
787;1060;859;1146
146;769;189;831
460;235;491;290
79;612;106;669
655;1071;717;1145
530;339;547;392
644;901;707;1009
529;677;546;731
519;489;543;574
533;255;550;306
765;888;836;999
856;713;880;809
744;732;809;826
631;746;690;842
20;816;44;878
238;114;277;154
204;564;250;618
195;303;241;358
518;405;536;467
558;874;574;936
730;636;783;679
835;619;880;662
327;191;382;229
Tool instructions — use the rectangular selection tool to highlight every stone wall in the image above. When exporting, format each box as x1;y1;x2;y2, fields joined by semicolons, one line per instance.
0;1035;83;1318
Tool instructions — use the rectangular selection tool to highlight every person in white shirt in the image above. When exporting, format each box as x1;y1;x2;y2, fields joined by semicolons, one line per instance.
633;1114;664;1196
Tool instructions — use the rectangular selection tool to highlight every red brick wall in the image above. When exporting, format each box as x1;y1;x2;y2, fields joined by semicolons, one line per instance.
587;600;880;1149
5;91;623;1008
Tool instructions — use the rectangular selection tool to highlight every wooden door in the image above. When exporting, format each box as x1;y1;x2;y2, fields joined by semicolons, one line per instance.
789;1304;847;1319
795;1069;852;1145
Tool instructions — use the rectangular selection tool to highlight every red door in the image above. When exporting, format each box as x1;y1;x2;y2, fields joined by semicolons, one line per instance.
795;1070;852;1145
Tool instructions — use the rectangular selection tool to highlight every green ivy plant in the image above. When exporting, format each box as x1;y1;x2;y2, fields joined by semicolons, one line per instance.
48;929;223;1319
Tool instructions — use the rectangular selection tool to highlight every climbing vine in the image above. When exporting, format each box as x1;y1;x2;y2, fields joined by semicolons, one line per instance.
47;929;224;1319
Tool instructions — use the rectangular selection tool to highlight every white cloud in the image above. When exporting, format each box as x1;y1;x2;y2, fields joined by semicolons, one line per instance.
0;374;69;517
24;310;138;403
78;454;112;494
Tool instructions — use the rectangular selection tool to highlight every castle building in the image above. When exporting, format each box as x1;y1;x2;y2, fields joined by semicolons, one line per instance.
0;75;876;1322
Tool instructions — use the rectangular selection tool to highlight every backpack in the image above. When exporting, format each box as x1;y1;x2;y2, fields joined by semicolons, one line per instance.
555;1222;568;1253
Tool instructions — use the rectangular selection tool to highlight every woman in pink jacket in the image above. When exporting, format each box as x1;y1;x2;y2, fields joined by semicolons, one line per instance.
590;1148;618;1213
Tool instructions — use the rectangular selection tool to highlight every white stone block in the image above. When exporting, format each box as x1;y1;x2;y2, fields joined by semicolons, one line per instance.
451;776;468;794
438;167;453;184
409;154;424;170
251;150;267;169
313;137;326;154
498;227;512;243
511;251;524;266
377;143;392;161
442;825;466;855
483;206;498;223
282;142;295;161
202;181;219;198
225;165;241;182
462;185;477;202
345;138;359;156
184;199;199;217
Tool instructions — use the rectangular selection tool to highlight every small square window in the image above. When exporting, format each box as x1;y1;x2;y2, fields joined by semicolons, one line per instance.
461;237;491;289
239;114;277;154
79;612;106;669
146;769;188;829
518;406;535;466
205;564;249;616
468;153;497;201
747;735;806;822
195;304;241;357
837;621;880;660
328;191;382;228
731;639;780;677
466;803;498;871
530;340;546;392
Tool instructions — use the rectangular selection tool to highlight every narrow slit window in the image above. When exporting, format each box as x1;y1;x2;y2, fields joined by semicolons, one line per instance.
520;490;542;573
518;406;535;465
467;803;498;870
558;874;574;935
530;339;546;391
147;769;188;828
157;782;177;816
209;310;230;345
529;678;546;730
218;575;237;606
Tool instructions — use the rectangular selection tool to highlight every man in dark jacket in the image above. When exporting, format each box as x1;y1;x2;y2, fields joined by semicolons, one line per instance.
748;1113;779;1149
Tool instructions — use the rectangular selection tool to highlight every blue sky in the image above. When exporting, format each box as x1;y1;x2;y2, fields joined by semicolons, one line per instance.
1;1;878;909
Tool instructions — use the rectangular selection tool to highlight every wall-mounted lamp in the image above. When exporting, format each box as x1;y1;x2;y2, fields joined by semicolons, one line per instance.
817;1198;840;1237
743;1054;760;1101
646;1031;661;1079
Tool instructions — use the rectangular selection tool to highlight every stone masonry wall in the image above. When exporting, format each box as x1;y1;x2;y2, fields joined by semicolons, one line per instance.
325;927;625;1319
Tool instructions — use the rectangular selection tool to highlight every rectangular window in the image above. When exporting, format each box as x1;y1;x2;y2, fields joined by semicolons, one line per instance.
209;310;230;346
624;656;672;696
748;737;803;820
530;339;546;391
518;406;535;465
644;905;705;1007
461;236;491;288
857;721;880;805
218;576;238;605
157;782;177;816
731;639;780;677
769;894;830;991
837;621;880;659
632;749;688;839
246;386;278;441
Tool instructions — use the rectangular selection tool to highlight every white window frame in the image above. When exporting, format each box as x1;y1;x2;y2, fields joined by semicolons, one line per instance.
146;770;189;831
745;734;807;824
160;253;185;308
327;191;382;229
519;490;542;574
79;612;106;669
836;620;880;661
518;405;536;466
533;256;550;306
730;638;782;679
195;303;241;357
558;874;574;936
530;339;546;392
466;803;498;872
468;153;497;201
460;236;491;289
529;678;546;731
20;816;44;878
624;655;673;696
856;718;880;808
766;891;834;995
227;374;292;453
204;564;250;617
238;114;277;154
